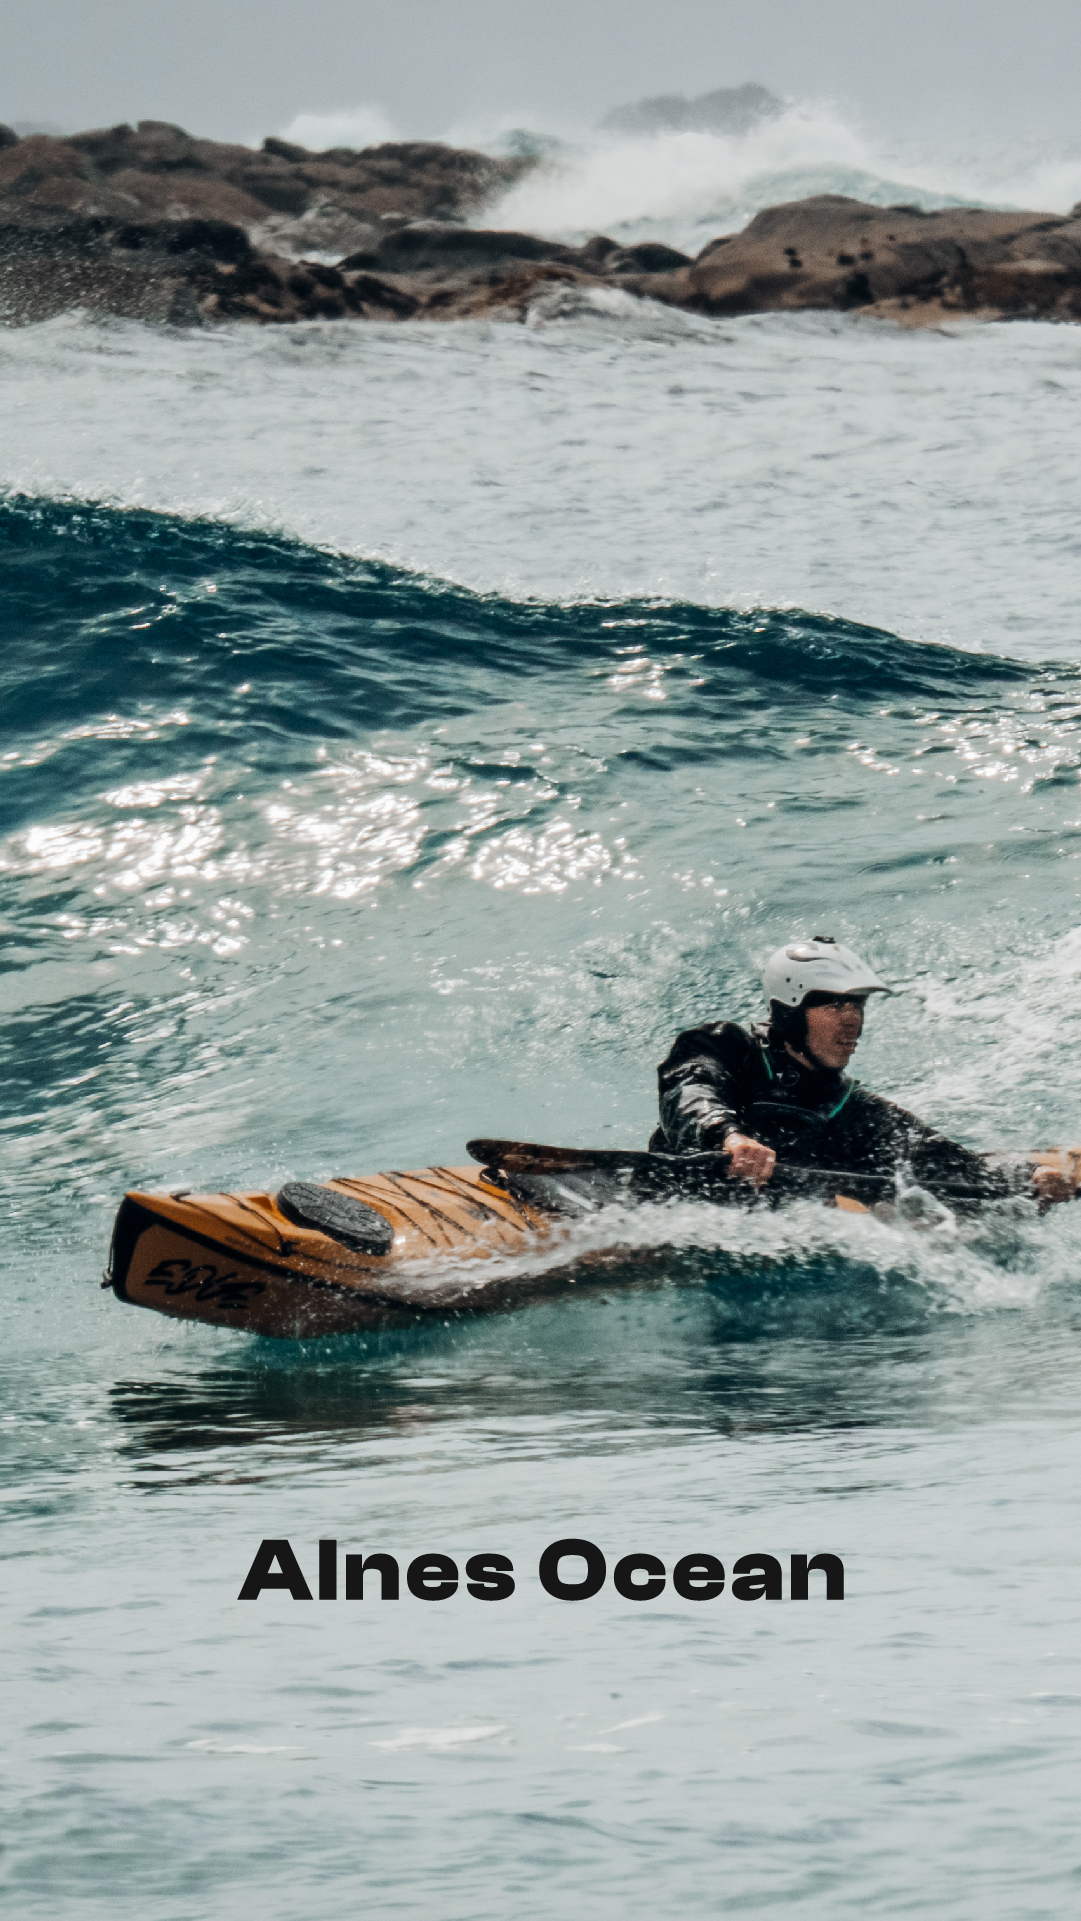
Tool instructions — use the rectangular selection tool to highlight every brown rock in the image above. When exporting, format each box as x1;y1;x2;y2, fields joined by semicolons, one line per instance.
0;123;531;237
683;194;1081;322
339;225;582;275
0;123;543;326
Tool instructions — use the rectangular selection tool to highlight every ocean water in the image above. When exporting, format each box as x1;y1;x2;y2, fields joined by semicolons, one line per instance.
4;249;1081;1913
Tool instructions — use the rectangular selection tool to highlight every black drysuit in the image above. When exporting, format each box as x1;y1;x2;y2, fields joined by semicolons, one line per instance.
649;1020;1010;1203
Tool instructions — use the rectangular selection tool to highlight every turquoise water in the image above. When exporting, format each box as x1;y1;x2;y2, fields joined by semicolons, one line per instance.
4;302;1081;1916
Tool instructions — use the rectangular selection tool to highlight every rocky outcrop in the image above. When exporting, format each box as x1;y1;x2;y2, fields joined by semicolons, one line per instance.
334;195;1081;327
0;198;696;327
2;125;1081;331
676;195;1081;323
0;121;532;265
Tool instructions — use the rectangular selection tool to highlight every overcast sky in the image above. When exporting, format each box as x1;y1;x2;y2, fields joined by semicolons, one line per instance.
5;0;1081;147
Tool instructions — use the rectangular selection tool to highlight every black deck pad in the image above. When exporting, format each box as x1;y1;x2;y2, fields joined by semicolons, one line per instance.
277;1181;395;1255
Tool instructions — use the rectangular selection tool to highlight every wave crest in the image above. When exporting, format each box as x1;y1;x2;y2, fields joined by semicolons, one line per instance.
0;494;1033;724
483;106;1081;250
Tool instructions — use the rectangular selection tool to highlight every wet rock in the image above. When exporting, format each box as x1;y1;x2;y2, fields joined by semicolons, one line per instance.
0;124;532;235
339;224;580;275
112;217;254;263
334;224;692;293
683;194;1081;323
607;240;691;274
0;212;194;327
341;273;421;318
0;124;542;326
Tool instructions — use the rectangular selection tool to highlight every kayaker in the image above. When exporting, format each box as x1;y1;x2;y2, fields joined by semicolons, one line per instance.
650;935;1072;1205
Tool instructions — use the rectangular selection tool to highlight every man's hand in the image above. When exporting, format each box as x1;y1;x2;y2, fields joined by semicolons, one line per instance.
724;1133;776;1186
1032;1166;1075;1207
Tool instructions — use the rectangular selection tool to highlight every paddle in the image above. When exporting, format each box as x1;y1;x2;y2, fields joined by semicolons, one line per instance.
465;1136;1061;1208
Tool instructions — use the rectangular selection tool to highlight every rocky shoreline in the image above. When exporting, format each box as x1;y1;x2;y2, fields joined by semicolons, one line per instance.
3;120;1081;329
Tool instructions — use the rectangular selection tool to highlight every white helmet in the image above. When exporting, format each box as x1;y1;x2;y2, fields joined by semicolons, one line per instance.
762;935;890;1009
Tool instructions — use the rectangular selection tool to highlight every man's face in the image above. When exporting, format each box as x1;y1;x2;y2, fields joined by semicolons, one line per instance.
803;994;867;1069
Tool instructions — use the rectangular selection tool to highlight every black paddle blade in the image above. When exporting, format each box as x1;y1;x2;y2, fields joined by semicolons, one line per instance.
467;1138;691;1173
467;1138;730;1212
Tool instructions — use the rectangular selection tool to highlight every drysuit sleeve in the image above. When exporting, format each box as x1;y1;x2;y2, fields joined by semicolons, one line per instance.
847;1091;1011;1201
903;1121;1011;1201
656;1024;761;1156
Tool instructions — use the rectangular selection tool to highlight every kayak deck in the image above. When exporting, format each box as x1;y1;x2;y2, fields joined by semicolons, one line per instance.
106;1165;555;1338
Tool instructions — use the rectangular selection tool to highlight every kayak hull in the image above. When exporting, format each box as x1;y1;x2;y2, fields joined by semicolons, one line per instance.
106;1167;554;1338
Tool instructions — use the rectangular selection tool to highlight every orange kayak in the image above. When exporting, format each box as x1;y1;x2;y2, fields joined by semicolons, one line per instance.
105;1165;558;1339
105;1141;1081;1340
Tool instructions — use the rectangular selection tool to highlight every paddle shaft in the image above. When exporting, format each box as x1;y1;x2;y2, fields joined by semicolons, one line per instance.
465;1138;1004;1205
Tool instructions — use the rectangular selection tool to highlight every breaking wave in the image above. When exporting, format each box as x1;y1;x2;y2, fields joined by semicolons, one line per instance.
480;105;1081;251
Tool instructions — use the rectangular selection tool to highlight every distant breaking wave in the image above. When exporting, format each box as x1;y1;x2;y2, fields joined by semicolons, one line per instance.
269;94;1081;255
277;105;398;154
482;104;1081;249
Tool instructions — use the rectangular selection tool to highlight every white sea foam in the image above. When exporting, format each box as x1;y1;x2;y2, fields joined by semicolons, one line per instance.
482;108;1081;252
278;105;397;153
372;1724;510;1751
376;1185;1078;1320
187;1739;306;1755
487;104;886;247
602;1713;664;1731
